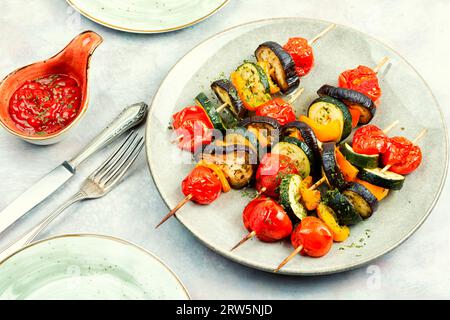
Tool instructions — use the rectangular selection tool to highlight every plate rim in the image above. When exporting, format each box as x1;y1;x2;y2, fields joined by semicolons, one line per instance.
145;17;449;275
0;233;191;299
66;0;229;34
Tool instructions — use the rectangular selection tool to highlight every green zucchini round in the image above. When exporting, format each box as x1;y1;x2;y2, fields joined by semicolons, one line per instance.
271;141;311;179
322;142;349;191
282;136;316;176
323;189;362;226
218;107;238;129
195;92;225;132
340;143;379;169
211;79;247;119
255;41;300;94
343;183;378;219
317;85;376;124
279;174;308;222
308;96;352;142
357;167;405;190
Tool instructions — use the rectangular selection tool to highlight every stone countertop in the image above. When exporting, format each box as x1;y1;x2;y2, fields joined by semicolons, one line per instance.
0;0;449;299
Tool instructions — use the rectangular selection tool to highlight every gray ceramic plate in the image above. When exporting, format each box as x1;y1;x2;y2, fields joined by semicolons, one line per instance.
146;18;448;275
67;0;229;34
0;234;190;299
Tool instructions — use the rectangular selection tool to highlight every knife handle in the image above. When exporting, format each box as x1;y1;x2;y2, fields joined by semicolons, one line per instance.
67;102;148;170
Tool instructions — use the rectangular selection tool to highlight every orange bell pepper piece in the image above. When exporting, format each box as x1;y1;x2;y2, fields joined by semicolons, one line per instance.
300;188;321;211
335;148;359;182
197;160;231;193
348;106;361;128
299;115;341;142
356;178;389;201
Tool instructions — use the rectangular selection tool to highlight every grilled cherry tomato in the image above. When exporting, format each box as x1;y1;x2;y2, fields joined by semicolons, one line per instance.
352;125;389;155
172;106;214;152
181;166;222;205
243;196;270;231
256;153;299;198
339;65;381;102
244;198;293;242
256;98;296;125
283;37;314;77
291;216;333;258
381;136;422;175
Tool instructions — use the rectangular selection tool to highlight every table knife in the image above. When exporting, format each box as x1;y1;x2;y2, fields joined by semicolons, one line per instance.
0;102;148;235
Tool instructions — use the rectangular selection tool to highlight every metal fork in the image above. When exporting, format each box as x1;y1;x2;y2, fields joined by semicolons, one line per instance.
0;131;144;262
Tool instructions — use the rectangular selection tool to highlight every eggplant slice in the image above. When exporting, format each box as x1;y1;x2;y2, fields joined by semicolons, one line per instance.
255;41;300;94
211;79;247;119
343;183;378;219
322;142;349;191
239;116;281;150
317;85;376;124
195;144;257;189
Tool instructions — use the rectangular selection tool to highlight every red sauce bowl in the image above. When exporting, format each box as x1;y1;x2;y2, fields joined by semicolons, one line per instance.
0;31;103;144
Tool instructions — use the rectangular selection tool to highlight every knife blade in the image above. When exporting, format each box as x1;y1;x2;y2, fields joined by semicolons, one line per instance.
0;102;148;235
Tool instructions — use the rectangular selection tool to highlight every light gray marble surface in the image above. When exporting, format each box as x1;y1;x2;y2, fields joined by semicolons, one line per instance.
0;0;449;299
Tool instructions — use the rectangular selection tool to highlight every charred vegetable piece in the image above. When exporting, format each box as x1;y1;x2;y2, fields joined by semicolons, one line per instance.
317;85;376;124
357;167;405;190
323;189;362;226
218;106;239;129
195;92;225;132
343;183;378;219
282;121;322;176
279;174;308;222
196;144;257;189
271;141;311;179
316;203;350;242
239;116;281;149
211;79;247;119
257;61;281;94
322;142;349;191
308;96;352;142
231;62;271;111
255;41;300;94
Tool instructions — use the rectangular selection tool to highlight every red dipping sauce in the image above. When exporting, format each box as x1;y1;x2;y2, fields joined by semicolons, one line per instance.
8;74;81;136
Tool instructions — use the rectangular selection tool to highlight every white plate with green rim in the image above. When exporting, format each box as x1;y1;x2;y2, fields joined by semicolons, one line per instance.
145;17;448;275
0;234;190;300
66;0;229;34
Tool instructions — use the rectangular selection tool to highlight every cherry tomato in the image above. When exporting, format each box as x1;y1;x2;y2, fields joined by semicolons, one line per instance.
283;37;314;77
243;196;269;231
256;98;296;125
352;125;389;155
381;136;422;175
172;106;214;152
256;153;299;198
181;166;221;205
291;216;333;258
339;65;381;102
245;198;293;242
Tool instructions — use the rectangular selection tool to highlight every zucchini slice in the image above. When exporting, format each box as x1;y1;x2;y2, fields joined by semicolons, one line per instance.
282;136;316;175
271;141;311;179
211;79;247;119
255;41;300;94
239;116;281;149
343;183;378;219
322;142;349;191
279;174;308;222
282;121;322;176
218;106;238;129
317;85;376;124
357;167;405;190
340;143;379;169
308;96;352;141
224;127;259;151
323;189;362;226
195;92;225;132
232;62;271;110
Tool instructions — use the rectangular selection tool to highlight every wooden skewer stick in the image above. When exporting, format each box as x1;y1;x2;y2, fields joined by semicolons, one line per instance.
155;194;193;229
382;120;400;134
215;102;228;113
230;231;257;251
287;87;305;105
255;187;267;198
373;57;390;74
380;128;427;173
171;135;184;144
274;245;303;273
309;176;326;190
308;23;336;46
